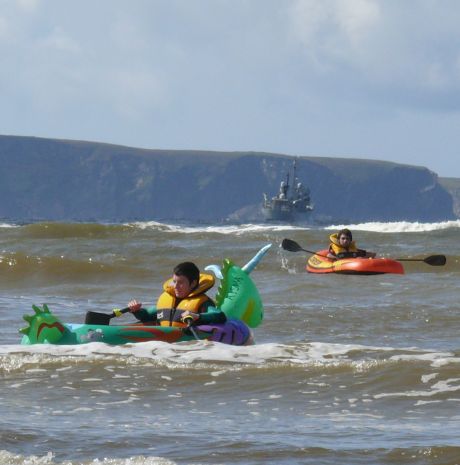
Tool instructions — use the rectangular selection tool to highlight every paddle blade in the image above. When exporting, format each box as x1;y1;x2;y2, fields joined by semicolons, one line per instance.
85;311;112;325
281;238;302;252
424;255;446;266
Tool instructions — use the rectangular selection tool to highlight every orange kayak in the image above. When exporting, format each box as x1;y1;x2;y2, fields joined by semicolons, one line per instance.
306;250;405;275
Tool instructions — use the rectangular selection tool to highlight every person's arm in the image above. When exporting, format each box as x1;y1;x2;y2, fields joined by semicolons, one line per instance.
357;249;376;258
181;298;227;326
134;307;158;323
195;306;227;325
127;300;158;323
327;246;337;260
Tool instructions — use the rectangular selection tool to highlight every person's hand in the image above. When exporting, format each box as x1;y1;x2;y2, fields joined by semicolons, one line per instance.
181;311;199;325
128;299;142;313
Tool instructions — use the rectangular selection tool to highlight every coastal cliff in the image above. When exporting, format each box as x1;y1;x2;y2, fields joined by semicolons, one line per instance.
0;135;455;223
439;177;460;219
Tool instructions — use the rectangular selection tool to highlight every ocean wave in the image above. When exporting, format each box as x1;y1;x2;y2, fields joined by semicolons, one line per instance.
2;447;460;465
2;341;458;373
0;450;175;465
6;220;307;238
20;222;131;238
0;252;148;285
324;220;460;233
130;221;307;234
132;219;460;235
5;219;460;236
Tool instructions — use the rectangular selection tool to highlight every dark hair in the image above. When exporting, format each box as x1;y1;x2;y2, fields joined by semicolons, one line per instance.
338;228;352;240
173;262;200;285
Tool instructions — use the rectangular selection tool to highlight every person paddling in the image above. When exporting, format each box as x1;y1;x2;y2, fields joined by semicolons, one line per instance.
327;228;376;260
127;261;226;327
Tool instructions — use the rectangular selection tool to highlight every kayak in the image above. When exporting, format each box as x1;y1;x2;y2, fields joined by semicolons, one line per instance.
306;250;404;275
20;244;272;346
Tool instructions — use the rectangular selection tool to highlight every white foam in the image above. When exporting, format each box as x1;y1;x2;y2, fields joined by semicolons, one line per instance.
3;340;459;373
128;221;307;234
127;219;460;234
421;373;438;383
375;377;460;400
324;220;460;233
0;450;176;464
389;352;460;368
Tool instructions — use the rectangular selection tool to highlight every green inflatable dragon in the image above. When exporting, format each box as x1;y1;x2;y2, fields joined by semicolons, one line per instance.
20;244;271;346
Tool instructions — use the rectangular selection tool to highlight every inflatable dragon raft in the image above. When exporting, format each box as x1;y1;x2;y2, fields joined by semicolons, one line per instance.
19;244;271;346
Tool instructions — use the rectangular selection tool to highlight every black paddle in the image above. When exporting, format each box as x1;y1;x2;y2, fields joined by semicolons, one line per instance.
281;238;446;266
85;307;131;325
395;255;446;266
281;238;329;258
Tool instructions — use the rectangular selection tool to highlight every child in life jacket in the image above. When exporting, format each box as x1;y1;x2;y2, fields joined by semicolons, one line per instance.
127;261;226;327
327;228;376;260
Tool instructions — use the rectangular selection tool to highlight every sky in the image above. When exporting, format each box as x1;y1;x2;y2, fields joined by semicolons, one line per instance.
1;0;460;177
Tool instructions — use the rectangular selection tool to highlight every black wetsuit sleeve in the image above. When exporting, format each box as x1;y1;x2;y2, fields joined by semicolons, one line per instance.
196;309;227;325
133;307;158;323
195;298;227;325
199;298;215;313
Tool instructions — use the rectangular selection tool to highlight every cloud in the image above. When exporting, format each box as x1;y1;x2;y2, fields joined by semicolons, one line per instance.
0;16;8;39
106;69;166;120
16;0;40;12
0;0;459;176
289;0;380;68
38;26;81;53
288;0;460;111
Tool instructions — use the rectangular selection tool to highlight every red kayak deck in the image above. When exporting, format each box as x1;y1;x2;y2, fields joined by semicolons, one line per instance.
306;250;405;275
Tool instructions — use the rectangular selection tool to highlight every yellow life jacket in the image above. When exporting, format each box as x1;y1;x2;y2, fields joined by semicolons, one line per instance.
156;273;215;327
329;233;358;257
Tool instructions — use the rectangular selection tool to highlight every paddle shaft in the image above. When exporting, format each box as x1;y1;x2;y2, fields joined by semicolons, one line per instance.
183;315;200;340
111;307;131;318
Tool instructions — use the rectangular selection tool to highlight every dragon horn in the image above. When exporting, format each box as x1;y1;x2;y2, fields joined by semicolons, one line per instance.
32;305;42;315
204;264;223;279
242;244;272;274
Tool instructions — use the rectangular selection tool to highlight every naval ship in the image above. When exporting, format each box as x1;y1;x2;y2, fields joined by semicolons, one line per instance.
262;161;313;222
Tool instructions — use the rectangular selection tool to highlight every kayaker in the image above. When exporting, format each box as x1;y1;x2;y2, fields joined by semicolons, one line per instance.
327;228;376;260
127;261;227;327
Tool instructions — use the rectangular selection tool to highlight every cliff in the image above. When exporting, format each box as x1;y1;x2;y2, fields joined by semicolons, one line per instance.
439;177;460;219
0;135;455;223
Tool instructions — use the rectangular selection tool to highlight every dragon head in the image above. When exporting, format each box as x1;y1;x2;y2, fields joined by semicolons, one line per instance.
207;243;271;329
20;304;66;344
214;259;264;328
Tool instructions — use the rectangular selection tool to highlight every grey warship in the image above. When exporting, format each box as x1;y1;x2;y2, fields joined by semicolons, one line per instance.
262;161;313;222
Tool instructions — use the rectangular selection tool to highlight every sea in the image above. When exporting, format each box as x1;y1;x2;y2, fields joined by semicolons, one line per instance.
1;219;460;465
